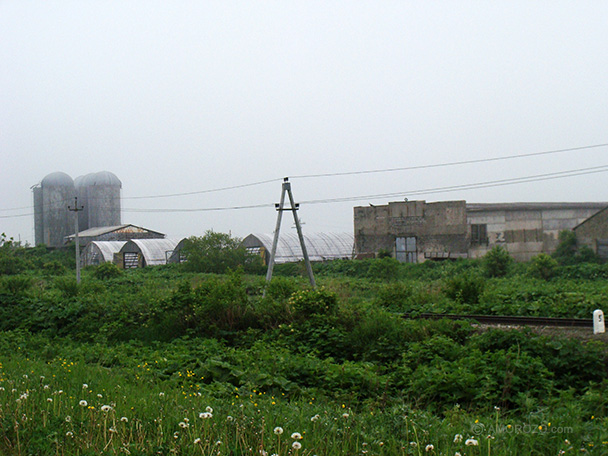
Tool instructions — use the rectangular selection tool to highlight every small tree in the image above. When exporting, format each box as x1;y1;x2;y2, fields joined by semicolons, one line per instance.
181;230;263;274
529;253;558;280
552;230;578;265
483;246;512;278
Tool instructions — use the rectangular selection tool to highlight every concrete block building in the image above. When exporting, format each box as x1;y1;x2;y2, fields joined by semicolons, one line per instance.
354;200;607;262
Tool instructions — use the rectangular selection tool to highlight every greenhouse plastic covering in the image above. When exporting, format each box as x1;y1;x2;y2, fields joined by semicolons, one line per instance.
244;233;354;263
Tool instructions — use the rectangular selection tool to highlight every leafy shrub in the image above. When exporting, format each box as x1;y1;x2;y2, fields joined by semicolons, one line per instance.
367;257;400;281
0;256;29;275
94;262;122;280
54;276;79;298
483;246;512;277
528;253;558;280
0;275;32;295
288;287;337;318
443;274;485;305
265;277;299;301
42;260;66;276
375;282;413;312
181;230;264;274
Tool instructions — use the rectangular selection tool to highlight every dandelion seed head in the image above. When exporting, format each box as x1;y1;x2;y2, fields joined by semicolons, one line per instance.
79;400;88;407
206;406;213;413
194;438;201;445
425;444;434;452
454;434;463;443
121;416;128;422
292;441;302;450
82;383;88;389
273;427;283;435
291;432;302;440
465;438;479;446
101;405;112;412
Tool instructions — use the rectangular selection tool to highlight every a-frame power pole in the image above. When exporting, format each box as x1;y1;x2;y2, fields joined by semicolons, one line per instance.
265;178;316;290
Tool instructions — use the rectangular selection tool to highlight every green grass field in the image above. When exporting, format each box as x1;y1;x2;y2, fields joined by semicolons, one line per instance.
1;244;607;454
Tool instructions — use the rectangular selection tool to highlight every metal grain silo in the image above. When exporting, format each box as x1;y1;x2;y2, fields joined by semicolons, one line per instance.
35;172;76;247
78;171;122;229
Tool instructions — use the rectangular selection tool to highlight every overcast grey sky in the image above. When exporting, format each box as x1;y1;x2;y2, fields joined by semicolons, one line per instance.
1;1;607;244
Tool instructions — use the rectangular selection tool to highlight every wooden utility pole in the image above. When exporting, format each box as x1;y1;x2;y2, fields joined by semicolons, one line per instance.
68;197;84;284
265;178;316;291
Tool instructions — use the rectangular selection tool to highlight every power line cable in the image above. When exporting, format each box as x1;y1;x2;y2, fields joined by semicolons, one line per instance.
120;164;608;214
290;143;608;179
2;142;606;212
122;177;284;200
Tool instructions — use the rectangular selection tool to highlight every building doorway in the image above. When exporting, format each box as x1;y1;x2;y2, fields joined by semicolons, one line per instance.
396;236;417;263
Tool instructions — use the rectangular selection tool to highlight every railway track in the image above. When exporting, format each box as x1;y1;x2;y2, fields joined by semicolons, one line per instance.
403;313;593;328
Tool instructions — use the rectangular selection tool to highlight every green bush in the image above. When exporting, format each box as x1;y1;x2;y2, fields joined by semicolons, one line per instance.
42;260;66;276
94;261;122;280
367;257;400;281
181;230;264;274
529;253;558;280
443;274;485;305
54;276;79;298
375;282;413;312
483;246;512;277
288;287;338;318
0;275;32;295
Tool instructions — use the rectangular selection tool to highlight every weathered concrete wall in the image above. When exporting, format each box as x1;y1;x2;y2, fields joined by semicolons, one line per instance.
356;201;607;262
467;203;605;261
355;200;468;261
574;207;608;256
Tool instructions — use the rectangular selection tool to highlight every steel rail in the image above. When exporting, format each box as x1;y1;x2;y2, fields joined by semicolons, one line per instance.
403;313;593;328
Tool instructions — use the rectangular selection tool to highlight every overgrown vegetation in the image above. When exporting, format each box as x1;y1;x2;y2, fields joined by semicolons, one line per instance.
0;237;607;454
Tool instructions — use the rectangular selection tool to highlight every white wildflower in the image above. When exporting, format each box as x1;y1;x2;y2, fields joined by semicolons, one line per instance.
179;421;189;428
273;427;283;435
292;441;302;450
82;383;88;389
291;432;302;440
206;406;213;413
121;416;128;422
101;405;112;412
194;438;201;445
79;400;88;407
425;444;434;452
454;434;463;443
465;438;479;446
